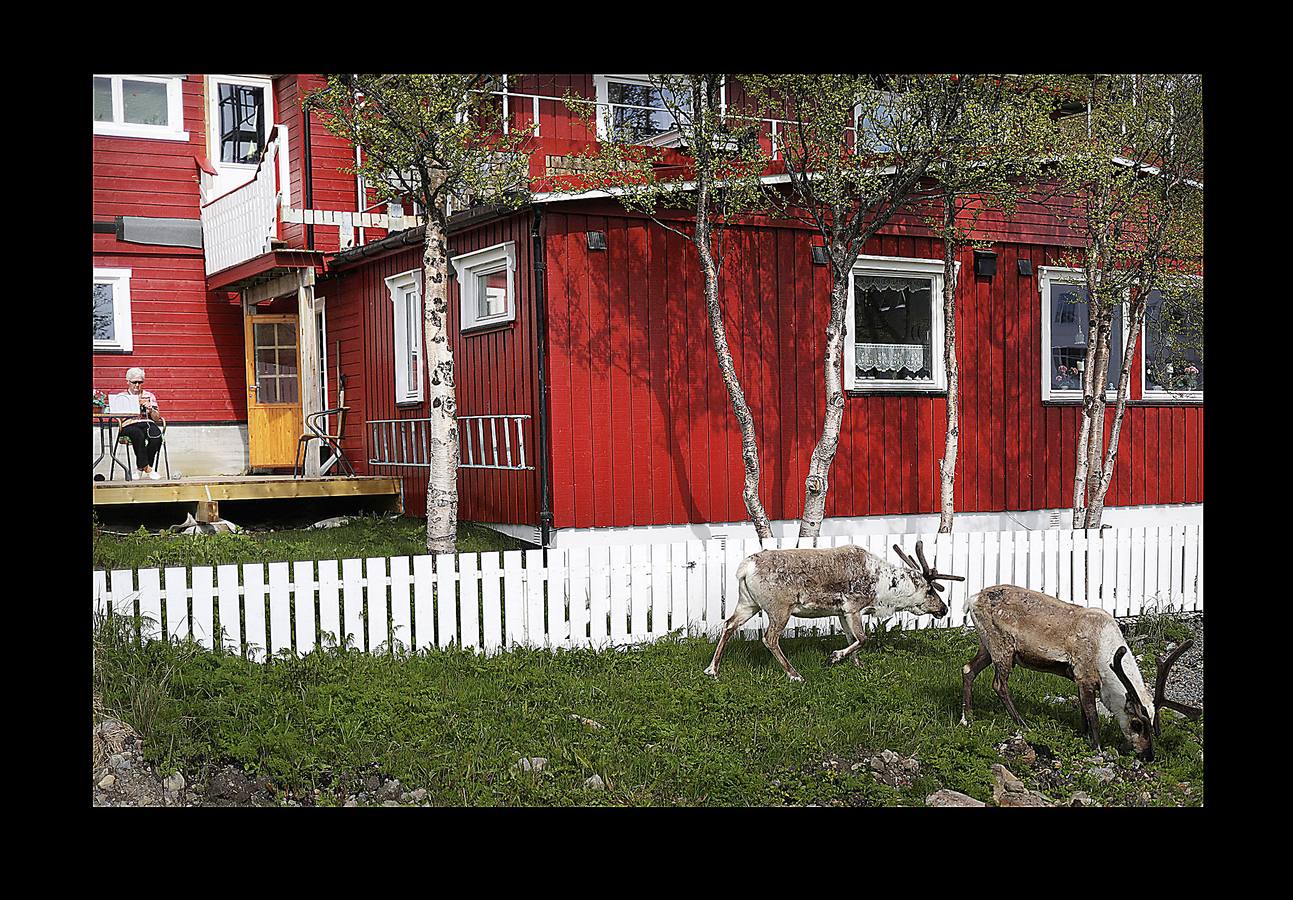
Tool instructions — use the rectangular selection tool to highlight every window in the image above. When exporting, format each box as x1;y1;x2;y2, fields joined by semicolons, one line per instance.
1039;267;1126;401
385;271;424;404
93;268;133;352
593;75;689;144
1143;288;1203;400
451;242;517;332
207;76;272;167
843;256;949;392
92;75;186;141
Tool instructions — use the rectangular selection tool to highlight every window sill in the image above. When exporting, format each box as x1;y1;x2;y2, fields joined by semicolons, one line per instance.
94;345;133;354
462;320;515;336
846;388;947;397
395;400;424;409
94;123;190;143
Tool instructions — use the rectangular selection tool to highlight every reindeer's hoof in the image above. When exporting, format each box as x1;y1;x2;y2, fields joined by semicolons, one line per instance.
828;652;845;666
788;673;805;683
959;714;970;727
703;665;718;678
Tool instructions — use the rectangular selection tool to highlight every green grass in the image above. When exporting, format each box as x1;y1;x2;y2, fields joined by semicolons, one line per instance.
92;516;530;570
93;618;1204;807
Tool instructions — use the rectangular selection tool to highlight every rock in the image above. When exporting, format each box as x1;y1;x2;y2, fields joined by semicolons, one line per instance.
570;714;604;730
382;799;402;807
1067;791;1100;807
925;789;986;808
583;774;606;791
991;764;1053;807
98;774;116;790
1089;767;1117;784
207;767;254;803
375;779;402;802
309;516;352;529
515;757;548;774
409;788;427;802
343;798;359;807
109;753;131;772
163;772;186;793
1002;735;1037;767
364;774;381;793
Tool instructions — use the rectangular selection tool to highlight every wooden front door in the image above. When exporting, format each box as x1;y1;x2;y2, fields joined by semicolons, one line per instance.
244;313;303;469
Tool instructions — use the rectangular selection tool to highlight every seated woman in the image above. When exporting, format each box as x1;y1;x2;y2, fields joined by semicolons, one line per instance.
118;367;165;480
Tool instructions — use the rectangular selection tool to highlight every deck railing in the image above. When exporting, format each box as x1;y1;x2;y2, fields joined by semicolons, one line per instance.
200;135;281;276
367;415;533;470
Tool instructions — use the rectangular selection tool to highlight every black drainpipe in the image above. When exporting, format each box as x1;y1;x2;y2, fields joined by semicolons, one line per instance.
302;91;316;250
531;207;554;547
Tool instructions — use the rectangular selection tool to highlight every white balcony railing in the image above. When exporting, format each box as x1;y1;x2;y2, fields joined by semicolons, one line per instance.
200;135;281;276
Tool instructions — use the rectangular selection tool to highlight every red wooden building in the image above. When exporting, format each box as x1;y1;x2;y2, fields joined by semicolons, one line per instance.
93;74;1202;543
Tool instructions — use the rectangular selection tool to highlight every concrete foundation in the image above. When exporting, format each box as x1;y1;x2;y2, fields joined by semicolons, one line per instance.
94;422;248;480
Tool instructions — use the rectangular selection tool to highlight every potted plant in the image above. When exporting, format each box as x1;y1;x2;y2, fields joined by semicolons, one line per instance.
93;389;107;415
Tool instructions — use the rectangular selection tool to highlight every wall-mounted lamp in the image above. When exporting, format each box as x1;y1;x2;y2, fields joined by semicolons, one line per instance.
973;249;997;278
586;231;607;251
1017;259;1033;277
810;245;829;266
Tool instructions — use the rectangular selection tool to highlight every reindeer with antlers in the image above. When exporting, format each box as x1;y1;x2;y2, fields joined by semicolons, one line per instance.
962;585;1201;760
705;540;964;682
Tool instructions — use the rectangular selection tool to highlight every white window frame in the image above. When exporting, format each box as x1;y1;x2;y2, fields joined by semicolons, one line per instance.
1039;266;1129;402
93;75;187;141
451;241;517;332
1141;283;1203;402
593;74;685;144
385;270;424;405
206;74;274;179
93;268;134;353
843;255;950;393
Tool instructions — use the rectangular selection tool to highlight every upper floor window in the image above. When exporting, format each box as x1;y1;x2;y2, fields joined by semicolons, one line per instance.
452;242;517;332
208;76;272;166
1039;267;1125;401
93;268;133;353
385;270;424;405
594;75;689;144
1143;288;1203;400
92;75;186;141
843;255;949;393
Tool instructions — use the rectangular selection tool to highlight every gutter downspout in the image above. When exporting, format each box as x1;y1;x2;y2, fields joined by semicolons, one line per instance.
302;87;316;251
531;207;554;547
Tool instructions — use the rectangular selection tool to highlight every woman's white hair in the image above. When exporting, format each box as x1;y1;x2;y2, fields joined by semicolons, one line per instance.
125;367;146;383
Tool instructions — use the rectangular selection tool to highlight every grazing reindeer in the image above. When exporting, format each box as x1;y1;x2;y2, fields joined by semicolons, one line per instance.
962;585;1201;761
705;540;964;682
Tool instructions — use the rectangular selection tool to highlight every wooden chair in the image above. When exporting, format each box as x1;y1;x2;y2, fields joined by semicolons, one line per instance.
293;405;354;478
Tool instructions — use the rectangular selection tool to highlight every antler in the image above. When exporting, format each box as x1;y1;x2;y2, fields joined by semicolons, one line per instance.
1110;646;1146;713
1153;639;1202;736
893;542;966;592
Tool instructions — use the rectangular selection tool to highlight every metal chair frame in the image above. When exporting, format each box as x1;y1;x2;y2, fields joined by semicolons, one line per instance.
293;405;354;478
110;418;170;481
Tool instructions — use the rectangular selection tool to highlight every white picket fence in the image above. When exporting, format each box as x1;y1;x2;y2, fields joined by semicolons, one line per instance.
92;524;1202;662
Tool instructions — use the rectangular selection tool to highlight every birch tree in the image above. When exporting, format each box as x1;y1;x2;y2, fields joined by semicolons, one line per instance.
908;75;1061;532
308;74;534;553
1054;74;1203;529
741;74;974;539
562;75;776;537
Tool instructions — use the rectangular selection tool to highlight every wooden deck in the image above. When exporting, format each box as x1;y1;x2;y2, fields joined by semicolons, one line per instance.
92;475;402;512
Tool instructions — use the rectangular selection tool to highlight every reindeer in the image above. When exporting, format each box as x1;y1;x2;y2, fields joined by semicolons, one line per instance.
705;540;964;682
962;585;1201;761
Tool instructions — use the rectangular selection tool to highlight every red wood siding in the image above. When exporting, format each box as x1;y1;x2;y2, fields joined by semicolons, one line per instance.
543;206;1204;530
324;212;541;524
275;76;384;253
93;75;246;423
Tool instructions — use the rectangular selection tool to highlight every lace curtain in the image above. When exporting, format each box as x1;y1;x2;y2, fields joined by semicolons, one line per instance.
856;342;925;373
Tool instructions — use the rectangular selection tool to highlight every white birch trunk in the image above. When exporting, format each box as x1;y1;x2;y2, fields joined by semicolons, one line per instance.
1085;298;1147;529
798;272;850;539
423;208;459;554
691;87;772;540
938;200;960;533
